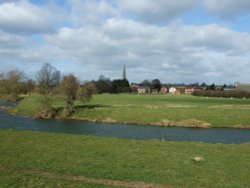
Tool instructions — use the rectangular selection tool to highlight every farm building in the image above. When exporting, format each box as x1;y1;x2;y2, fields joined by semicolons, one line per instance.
236;83;250;92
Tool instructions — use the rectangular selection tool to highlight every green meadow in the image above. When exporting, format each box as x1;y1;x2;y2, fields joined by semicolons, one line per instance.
2;94;250;187
0;129;249;188
13;93;250;128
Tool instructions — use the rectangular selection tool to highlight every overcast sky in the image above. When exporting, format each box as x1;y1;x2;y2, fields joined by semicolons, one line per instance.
0;0;250;84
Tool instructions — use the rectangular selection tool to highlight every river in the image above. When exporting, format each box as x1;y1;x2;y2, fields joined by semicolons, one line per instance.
0;101;250;144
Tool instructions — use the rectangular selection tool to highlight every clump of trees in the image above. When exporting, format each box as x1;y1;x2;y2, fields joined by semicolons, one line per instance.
1;63;133;118
35;63;61;118
90;75;131;94
94;75;112;94
138;79;162;92
0;70;35;102
111;79;131;93
61;74;95;117
151;79;162;91
35;63;95;118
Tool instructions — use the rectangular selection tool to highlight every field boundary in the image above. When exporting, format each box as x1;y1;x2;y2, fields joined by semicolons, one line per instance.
0;167;173;188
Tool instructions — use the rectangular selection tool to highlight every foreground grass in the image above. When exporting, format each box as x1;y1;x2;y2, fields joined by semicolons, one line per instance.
0;129;249;187
0;172;118;188
12;93;250;128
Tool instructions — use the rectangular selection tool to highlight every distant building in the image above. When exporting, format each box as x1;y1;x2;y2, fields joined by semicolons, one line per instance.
194;87;203;92
236;83;250;92
169;87;185;94
175;87;185;94
137;86;151;94
130;84;140;93
151;89;159;94
223;88;236;91
160;86;168;94
185;86;204;94
122;64;126;80
169;87;176;94
185;86;195;94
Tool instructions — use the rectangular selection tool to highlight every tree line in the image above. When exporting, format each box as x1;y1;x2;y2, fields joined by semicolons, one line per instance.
0;63;132;117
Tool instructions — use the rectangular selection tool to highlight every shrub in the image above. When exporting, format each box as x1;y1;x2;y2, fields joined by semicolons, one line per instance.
192;90;250;99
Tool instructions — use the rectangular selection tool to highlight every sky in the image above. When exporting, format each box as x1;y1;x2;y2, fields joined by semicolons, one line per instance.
0;0;250;84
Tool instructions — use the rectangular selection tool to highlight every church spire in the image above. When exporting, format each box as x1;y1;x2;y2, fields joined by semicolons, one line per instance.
122;64;126;80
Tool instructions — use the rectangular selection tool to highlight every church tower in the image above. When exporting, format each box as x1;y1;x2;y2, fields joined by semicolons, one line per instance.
122;64;126;80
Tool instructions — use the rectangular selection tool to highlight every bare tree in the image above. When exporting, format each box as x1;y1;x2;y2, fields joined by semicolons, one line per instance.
37;63;60;95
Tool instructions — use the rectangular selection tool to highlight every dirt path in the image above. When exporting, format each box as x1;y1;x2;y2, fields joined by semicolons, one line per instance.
0;167;174;188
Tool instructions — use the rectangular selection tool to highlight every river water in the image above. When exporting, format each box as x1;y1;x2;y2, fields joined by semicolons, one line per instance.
0;102;250;144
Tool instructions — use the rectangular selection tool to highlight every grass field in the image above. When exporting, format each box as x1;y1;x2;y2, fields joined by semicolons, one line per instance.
0;129;249;188
12;93;250;128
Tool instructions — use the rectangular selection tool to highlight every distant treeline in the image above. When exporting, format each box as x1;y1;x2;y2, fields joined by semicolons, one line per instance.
0;64;131;102
89;75;131;94
0;63;241;99
192;90;250;99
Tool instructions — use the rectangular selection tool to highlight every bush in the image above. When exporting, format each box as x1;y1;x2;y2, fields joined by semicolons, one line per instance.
192;90;250;99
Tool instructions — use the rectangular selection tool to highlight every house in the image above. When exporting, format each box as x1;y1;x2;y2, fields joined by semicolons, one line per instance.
175;89;182;94
185;86;195;94
130;84;140;93
169;87;185;94
185;86;204;94
137;86;151;94
236;83;250;92
151;89;159;94
175;87;185;94
160;86;168;94
194;87;203;92
169;87;176;94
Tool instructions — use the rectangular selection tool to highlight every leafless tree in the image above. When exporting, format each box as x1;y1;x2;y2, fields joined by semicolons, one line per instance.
37;63;60;95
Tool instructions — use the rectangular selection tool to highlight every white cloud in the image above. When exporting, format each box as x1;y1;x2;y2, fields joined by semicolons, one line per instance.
1;0;250;83
40;20;250;83
116;0;198;23
0;0;64;34
0;31;25;48
67;0;119;26
204;0;250;20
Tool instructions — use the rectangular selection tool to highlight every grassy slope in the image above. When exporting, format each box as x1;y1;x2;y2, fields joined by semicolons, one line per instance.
0;129;249;188
13;93;250;128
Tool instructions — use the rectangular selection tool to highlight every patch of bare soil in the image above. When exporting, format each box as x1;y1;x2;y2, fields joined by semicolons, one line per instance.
0;167;174;188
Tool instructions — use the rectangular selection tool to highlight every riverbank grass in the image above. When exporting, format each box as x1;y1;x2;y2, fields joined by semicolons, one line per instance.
0;129;249;187
12;93;250;128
